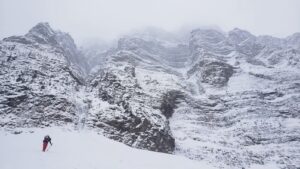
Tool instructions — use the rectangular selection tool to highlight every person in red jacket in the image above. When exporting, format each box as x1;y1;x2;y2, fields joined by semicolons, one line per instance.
42;135;52;152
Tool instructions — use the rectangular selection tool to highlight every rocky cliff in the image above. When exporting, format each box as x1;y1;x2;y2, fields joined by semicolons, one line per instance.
0;23;299;169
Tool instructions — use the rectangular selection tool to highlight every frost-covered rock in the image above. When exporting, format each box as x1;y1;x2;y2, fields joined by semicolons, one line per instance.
170;28;300;169
86;64;175;153
1;23;300;169
0;23;86;128
188;59;234;86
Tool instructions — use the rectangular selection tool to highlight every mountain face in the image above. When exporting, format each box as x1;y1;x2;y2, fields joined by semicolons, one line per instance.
1;23;299;169
0;23;86;129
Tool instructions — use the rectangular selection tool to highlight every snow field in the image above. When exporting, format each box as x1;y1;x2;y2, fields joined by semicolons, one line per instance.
0;127;215;169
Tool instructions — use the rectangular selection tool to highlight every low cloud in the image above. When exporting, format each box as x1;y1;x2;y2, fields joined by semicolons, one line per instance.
1;0;299;44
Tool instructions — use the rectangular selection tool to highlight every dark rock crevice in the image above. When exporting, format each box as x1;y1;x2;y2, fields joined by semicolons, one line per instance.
160;90;185;119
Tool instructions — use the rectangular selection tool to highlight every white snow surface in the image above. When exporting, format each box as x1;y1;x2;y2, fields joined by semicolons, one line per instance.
0;127;214;169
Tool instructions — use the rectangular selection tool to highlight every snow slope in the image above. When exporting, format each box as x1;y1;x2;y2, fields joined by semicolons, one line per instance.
0;128;213;169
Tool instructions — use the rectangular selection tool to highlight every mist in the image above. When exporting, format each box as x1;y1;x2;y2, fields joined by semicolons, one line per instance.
1;0;300;45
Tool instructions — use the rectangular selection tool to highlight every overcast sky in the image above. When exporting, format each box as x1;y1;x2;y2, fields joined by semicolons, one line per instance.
0;0;299;44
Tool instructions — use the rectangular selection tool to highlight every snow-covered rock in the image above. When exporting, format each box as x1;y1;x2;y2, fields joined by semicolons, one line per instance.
1;23;300;169
86;64;175;153
0;23;86;128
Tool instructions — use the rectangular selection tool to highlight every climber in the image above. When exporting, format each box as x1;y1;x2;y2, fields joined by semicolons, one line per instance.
42;135;52;152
